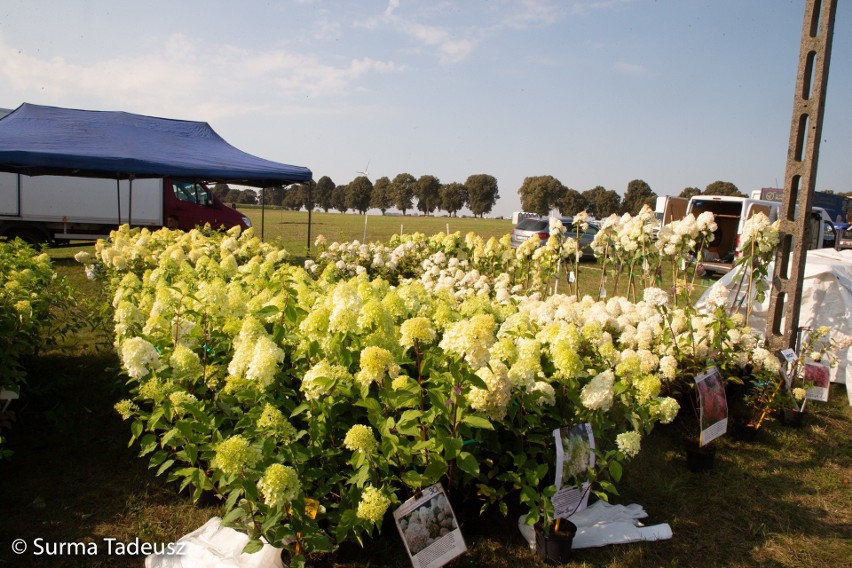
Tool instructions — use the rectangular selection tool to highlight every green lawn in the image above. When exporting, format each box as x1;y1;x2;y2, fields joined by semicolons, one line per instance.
238;207;513;257
0;220;849;568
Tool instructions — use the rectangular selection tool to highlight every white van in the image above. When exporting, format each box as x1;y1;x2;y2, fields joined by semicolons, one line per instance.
685;195;837;275
653;195;688;239
686;195;778;274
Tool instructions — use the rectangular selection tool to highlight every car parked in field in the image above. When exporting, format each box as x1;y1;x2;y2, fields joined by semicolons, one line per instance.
509;216;598;259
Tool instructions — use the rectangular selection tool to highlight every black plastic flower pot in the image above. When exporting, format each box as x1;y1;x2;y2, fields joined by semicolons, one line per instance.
729;417;760;442
684;442;716;473
535;520;577;564
779;408;805;428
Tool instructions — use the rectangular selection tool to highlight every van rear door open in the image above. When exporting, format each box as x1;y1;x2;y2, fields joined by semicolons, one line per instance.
687;196;779;274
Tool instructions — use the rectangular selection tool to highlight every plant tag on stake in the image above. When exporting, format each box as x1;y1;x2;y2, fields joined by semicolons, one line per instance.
779;348;798;389
568;271;575;283
779;348;797;363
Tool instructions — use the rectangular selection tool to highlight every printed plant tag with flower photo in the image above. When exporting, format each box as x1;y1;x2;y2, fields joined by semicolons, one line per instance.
393;483;467;568
804;358;830;402
551;424;595;519
695;367;728;446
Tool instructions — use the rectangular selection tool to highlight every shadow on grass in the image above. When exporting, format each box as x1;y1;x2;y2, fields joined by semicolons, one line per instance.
331;387;851;568
588;387;852;568
0;349;216;568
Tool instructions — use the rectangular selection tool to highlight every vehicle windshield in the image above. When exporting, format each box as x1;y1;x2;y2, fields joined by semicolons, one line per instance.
173;181;212;206
691;200;743;217
515;218;548;231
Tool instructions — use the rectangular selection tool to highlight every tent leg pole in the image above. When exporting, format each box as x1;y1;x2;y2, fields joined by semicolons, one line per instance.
128;176;134;228
307;184;312;258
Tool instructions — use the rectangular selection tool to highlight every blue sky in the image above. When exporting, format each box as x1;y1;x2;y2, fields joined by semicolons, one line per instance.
1;0;850;217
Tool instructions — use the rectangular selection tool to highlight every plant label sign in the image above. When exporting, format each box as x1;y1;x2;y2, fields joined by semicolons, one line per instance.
393;483;466;568
695;367;728;446
551;423;594;519
779;348;798;363
804;359;830;402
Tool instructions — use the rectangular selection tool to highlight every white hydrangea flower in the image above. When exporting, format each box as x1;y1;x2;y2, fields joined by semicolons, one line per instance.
120;337;162;379
643;287;669;308
580;370;615;411
704;284;731;311
616;430;642;458
468;362;511;420
656;397;680;424
439;314;496;370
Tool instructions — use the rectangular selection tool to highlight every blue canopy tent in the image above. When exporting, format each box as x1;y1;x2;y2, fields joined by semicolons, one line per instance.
0;103;312;236
0;103;311;185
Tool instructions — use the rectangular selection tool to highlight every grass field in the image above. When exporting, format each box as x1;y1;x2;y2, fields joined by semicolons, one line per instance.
238;207;513;258
0;216;850;568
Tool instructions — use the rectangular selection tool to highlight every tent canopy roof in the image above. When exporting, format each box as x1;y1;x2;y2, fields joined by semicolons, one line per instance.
0;103;312;187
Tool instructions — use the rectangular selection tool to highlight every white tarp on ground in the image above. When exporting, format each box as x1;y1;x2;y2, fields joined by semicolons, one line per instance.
145;517;285;568
696;248;852;405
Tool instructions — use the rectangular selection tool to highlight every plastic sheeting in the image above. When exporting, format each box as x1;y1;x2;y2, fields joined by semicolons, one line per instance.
145;517;285;568
696;248;852;405
518;501;672;550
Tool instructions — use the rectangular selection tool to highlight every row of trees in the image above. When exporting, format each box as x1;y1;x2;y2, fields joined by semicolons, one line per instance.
213;173;753;219
212;173;500;218
517;177;747;218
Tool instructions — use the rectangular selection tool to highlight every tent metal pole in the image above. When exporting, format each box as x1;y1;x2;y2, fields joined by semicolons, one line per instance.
128;175;134;227
116;177;121;225
261;187;266;241
307;183;313;258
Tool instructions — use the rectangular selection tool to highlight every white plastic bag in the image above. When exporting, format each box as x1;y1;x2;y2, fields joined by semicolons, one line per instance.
145;516;285;568
518;501;672;551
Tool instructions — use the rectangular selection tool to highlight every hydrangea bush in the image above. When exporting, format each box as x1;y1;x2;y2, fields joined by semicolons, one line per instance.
591;206;664;301
1;238;79;460
75;210;821;563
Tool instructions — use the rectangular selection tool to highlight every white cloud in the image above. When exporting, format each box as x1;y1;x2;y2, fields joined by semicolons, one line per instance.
359;2;567;65
385;0;400;17
312;18;343;41
0;33;401;120
402;21;478;64
571;0;634;16
356;11;481;65
613;61;648;76
501;0;565;29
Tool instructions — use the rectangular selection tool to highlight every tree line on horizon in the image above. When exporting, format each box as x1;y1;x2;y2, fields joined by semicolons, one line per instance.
516;177;747;218
212;173;500;218
212;173;846;219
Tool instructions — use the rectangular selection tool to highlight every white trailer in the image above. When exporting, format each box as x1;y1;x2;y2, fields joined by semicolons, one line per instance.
0;173;161;242
0;173;249;244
